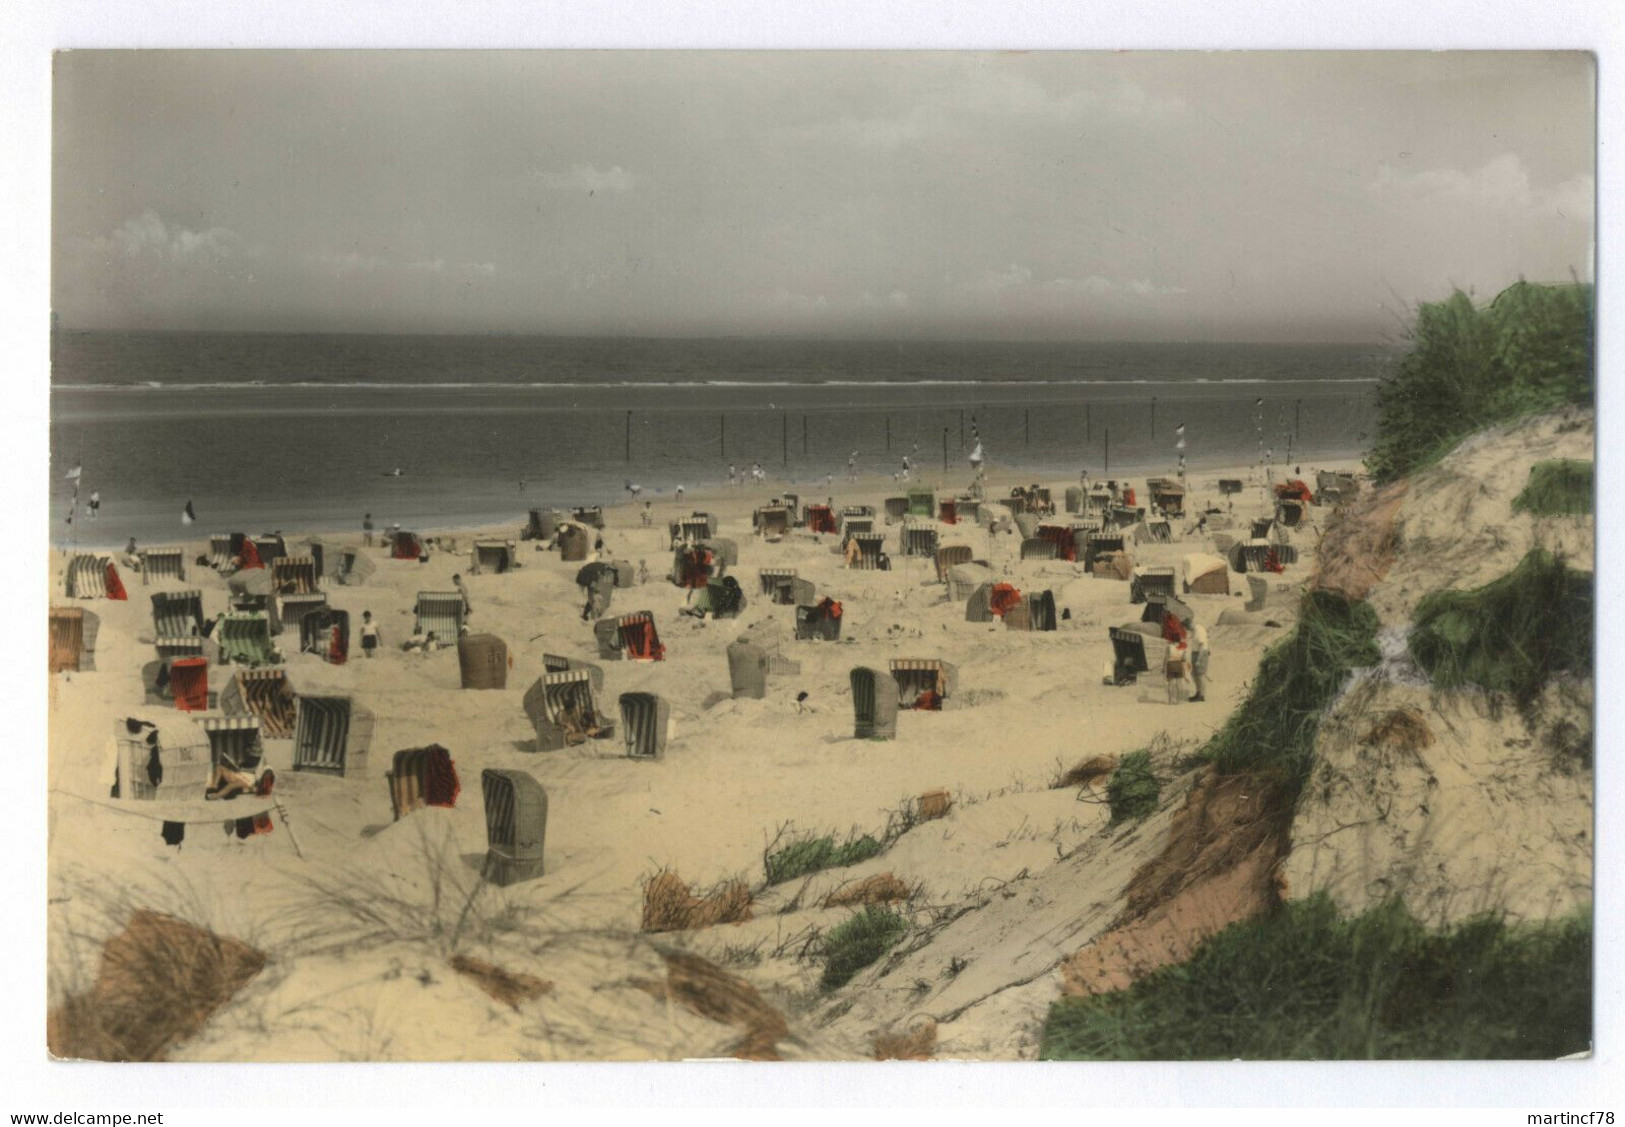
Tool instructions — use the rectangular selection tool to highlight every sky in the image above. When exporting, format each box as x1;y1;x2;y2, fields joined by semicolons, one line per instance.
51;50;1594;341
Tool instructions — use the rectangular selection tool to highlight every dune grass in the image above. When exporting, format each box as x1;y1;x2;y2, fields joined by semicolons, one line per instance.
1512;460;1593;517
1201;590;1381;795
1366;281;1593;483
1409;549;1592;711
1106;751;1160;824
1041;894;1592;1060
819;906;910;990
764;832;884;886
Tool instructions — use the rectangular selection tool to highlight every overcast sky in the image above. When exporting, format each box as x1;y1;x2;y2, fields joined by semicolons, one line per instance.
52;51;1594;341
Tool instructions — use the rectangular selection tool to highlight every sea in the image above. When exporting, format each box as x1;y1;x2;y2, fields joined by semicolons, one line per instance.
49;331;1395;548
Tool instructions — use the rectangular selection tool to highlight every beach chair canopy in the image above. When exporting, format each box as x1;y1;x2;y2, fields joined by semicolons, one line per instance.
1130;566;1178;604
139;548;186;584
619;692;670;759
292;695;373;777
221;668;297;737
199;715;265;773
481;768;548;885
299;607;350;665
850;666;899;739
890;658;956;711
458;633;509;690
473;539;518;574
1184;552;1233;594
1275;479;1314;504
388;745;461;821
794;597;843;641
948;563;993;603
524;669;613;750
49;607;95;673
619;612;666;661
414;592;465;639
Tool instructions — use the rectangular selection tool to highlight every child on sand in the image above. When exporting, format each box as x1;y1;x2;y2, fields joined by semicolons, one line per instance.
360;611;380;658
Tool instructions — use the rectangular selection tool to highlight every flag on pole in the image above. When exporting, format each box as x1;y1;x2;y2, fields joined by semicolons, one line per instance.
65;465;82;482
182;500;197;526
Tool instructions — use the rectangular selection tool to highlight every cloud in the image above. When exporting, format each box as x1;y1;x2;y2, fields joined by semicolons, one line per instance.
311;251;496;279
815;71;1184;150
108;210;242;260
964;265;1184;298
533;163;634;194
1372;154;1594;223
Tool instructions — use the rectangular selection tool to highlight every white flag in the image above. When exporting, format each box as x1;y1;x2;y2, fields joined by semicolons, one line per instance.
65;465;81;482
182;501;197;526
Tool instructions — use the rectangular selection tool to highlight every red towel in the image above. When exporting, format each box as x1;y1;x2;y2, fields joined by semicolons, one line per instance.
1265;548;1285;574
104;562;128;601
1124;488;1137;507
821;598;843;620
329;624;348;665
240;538;264;570
170;657;209;711
423;747;461;807
989;583;1023;617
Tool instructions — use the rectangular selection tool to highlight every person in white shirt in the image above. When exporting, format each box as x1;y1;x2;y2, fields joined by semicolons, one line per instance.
1190;621;1211;702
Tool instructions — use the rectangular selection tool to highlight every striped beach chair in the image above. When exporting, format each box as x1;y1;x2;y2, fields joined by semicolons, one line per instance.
414;591;465;640
1131;567;1178;604
758;567;798;602
472;539;518;574
727;642;770;699
151;590;204;639
890;658;957;711
935;545;974;583
254;534;288;567
572;505;605;530
139;547;186;584
199;715;265;773
618;692;670;759
215;612;278;666
292;695;374;777
277;592;328;639
481;769;548;886
207;535;236;570
64;555;110;599
387;745;460;820
948;564;992;604
221;668;298;738
272;556;319;595
849;667;898;740
336;546;376;586
1020;537;1057;561
851;532;887;570
618;611;665;662
900;522;939;559
524;669;613;751
1108;627;1152;686
49;607;94;673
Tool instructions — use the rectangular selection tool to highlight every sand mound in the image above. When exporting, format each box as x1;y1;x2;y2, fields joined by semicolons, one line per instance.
638;950;789;1060
450;954;552;1010
1285;678;1592;926
1313;479;1409;601
1054;754;1118;789
823;873;913;909
1060;770;1291;997
641;870;754;933
874;1018;937;1060
49;910;266;1061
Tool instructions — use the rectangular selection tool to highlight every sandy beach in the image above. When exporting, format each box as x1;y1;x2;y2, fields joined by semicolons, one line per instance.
47;456;1363;1060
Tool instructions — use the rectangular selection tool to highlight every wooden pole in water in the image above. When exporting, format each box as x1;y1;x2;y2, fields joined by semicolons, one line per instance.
625;411;631;463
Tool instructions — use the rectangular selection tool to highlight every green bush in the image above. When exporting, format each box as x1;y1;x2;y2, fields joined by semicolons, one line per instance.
1367;281;1593;483
1409;549;1592;710
1512;460;1593;517
819;906;909;990
1106;751;1160;823
1202;591;1381;795
1040;894;1592;1060
764;833;883;886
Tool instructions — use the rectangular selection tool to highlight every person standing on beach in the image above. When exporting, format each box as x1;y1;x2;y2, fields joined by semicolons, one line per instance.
88;490;100;521
453;573;472;620
642;500;653;527
676;484;685;506
360;611;380;658
1189;620;1211;702
363;513;374;546
847;452;858;481
728;464;738;487
900;455;911;482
